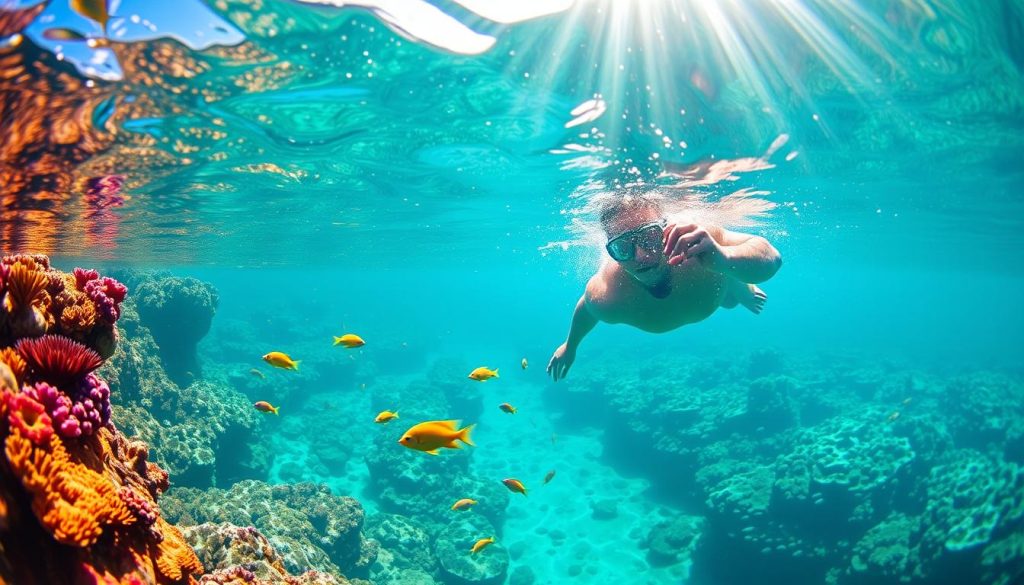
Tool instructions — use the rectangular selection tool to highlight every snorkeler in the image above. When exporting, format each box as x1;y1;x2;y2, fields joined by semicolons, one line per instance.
546;190;782;381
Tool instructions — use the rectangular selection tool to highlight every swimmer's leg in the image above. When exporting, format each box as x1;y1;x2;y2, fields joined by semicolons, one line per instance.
721;278;767;314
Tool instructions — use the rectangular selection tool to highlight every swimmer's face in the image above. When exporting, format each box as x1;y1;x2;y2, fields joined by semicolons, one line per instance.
604;207;669;287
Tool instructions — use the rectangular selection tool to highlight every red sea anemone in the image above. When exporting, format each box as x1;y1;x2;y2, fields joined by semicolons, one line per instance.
6;391;54;445
15;334;103;389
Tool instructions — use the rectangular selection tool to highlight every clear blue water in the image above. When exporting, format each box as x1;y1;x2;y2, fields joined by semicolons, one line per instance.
2;1;1023;584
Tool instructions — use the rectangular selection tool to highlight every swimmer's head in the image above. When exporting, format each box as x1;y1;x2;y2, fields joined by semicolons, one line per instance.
599;190;671;290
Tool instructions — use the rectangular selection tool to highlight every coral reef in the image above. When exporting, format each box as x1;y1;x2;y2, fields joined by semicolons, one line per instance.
133;275;219;386
161;480;377;581
185;522;359;585
101;279;269;488
548;350;1024;585
365;370;508;531
433;514;508;585
0;254;203;584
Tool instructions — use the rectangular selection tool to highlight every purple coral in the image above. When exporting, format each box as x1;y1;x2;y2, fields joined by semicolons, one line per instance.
24;382;78;438
23;374;111;438
73;268;127;324
119;486;159;529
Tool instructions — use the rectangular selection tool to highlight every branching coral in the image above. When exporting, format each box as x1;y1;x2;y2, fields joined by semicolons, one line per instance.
75;268;128;325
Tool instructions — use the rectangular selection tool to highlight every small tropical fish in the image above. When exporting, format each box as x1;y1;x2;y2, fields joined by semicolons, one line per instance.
249;368;265;380
43;28;88;41
470;537;495;554
502;478;527;496
71;0;111;35
333;334;365;348
399;420;476;455
498;402;517;414
451;498;477;511
360;383;367;390
375;410;399;424
468;367;499;381
887;410;900;422
901;397;912;406
521;358;528;370
254;401;279;415
263;352;300;370
551;433;557;445
543;470;556;484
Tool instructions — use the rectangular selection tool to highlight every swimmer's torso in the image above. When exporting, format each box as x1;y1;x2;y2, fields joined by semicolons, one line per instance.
586;261;727;333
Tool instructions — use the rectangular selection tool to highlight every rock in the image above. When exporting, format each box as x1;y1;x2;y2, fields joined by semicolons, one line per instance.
134;275;218;386
508;565;535;585
590;498;619;520
647;515;705;568
434;514;509;585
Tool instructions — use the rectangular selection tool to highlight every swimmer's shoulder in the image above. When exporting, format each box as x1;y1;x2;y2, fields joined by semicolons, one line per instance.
584;262;626;323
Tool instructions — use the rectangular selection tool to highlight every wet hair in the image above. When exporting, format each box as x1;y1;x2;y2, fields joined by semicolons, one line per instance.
597;187;667;232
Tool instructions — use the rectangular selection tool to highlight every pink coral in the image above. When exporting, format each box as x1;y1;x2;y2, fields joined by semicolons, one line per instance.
24;381;79;438
73;267;100;291
16;334;103;388
76;271;127;324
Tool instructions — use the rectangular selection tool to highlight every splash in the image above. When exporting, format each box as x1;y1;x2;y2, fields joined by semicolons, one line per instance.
542;135;789;261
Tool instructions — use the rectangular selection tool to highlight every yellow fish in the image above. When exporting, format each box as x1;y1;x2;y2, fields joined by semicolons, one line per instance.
375;410;399;424
249;368;265;380
399;420;475;455
468;367;499;381
498;403;517;414
333;334;365;348
254;401;279;415
263;352;299;370
71;0;111;34
521;358;528;370
887;410;900;422
470;537;495;554
502;478;527;496
451;498;477;511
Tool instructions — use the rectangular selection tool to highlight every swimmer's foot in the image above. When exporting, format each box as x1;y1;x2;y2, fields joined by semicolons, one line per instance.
740;284;767;314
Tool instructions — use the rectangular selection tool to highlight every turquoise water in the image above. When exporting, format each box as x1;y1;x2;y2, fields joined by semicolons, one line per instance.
2;1;1024;584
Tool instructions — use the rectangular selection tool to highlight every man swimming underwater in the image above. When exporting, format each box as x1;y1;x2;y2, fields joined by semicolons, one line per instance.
547;190;782;381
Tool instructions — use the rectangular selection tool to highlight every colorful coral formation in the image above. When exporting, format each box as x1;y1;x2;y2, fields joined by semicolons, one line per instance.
0;254;203;584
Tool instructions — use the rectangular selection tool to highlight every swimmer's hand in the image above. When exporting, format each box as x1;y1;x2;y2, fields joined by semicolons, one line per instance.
547;342;576;382
663;222;728;271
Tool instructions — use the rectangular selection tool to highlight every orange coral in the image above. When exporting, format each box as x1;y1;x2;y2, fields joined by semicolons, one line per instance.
5;430;135;546
53;272;100;336
3;261;50;313
152;518;204;582
0;346;27;382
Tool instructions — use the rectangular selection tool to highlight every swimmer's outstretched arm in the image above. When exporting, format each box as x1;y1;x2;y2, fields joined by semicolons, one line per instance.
547;295;598;381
